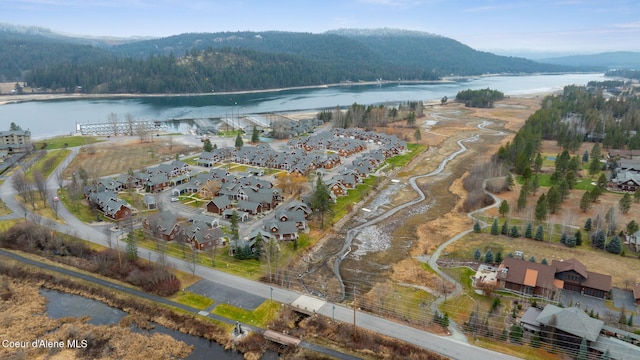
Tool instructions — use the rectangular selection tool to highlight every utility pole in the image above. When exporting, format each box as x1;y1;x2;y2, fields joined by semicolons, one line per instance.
353;284;357;342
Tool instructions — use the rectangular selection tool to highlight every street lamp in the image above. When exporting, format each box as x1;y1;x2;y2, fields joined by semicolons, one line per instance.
270;287;273;301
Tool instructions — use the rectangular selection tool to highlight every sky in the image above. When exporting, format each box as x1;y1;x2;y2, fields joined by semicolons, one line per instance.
2;0;640;55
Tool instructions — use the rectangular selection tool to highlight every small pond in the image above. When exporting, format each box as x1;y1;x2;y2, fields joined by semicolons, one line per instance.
40;289;256;359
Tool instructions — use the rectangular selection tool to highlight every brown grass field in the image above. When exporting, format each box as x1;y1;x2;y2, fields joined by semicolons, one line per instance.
62;139;197;179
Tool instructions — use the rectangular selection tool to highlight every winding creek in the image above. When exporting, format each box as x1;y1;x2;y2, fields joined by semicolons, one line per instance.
332;119;506;340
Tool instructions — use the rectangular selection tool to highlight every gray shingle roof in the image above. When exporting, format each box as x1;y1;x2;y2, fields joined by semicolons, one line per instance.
536;305;604;342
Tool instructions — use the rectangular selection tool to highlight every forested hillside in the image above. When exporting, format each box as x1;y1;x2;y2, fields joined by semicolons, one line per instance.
497;85;640;175
26;47;426;93
327;29;574;75
3;26;581;93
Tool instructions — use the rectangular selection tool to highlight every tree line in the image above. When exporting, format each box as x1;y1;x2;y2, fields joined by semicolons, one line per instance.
25;47;436;94
497;85;640;175
455;88;505;108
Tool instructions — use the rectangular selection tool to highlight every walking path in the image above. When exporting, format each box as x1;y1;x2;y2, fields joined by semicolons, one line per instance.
0;137;520;359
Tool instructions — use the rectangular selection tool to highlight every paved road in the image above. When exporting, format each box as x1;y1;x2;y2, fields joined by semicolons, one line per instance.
0;145;521;360
0;249;361;360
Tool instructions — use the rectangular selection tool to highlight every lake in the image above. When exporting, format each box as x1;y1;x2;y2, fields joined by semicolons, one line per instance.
0;73;605;139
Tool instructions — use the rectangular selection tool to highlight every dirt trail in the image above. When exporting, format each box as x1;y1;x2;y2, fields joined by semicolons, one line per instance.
295;98;541;310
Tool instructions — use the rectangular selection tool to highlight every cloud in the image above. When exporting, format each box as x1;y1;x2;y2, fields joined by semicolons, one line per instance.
613;21;640;29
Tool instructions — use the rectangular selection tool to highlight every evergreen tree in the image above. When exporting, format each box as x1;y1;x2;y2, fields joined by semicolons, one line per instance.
498;200;510;217
529;256;536;263
590;186;603;203
509;324;523;344
634;188;640;203
565;236;577;248
234;131;244;149
569;156;581;172
525;223;533;238
414;128;422;141
592;230;606;249
473;221;481;233
597;173;608;190
230;210;240;249
530;332;541;348
310;175;332;229
626;220;639;236
517;187;527;212
203;138;213;152
591;143;602;160
510;226;520;238
558;179;570;201
490;218;499;235
534;153;543;173
575;230;583;246
566;170;577;189
560;232;567;245
580;191;592;212
606;235;622;254
582;150;589;163
541;258;548;265
505;173;515;190
534;225;544;241
499;329;507;341
589;157;601;175
251;126;259;143
535;193;548;221
484;249;494;264
531;175;540;195
473;248;482;261
501;220;509;235
619;193;632;214
584;217;592;231
495;251;504;264
547;187;562;214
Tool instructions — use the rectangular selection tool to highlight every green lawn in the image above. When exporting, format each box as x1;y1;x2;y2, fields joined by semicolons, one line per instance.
332;176;378;223
516;173;595;191
26;149;70;179
170;291;215;310
212;300;280;328
386;143;427;169
34;136;102;150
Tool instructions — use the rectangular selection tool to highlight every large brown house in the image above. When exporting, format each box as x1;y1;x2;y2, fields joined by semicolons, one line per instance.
498;258;611;300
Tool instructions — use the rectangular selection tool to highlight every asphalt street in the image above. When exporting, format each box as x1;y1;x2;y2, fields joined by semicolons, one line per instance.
0;143;522;360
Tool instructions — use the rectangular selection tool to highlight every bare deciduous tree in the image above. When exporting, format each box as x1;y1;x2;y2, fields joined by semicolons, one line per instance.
12;169;30;205
33;169;49;208
186;247;198;277
125;113;135;136
108;112;119;136
202;179;221;199
260;234;279;283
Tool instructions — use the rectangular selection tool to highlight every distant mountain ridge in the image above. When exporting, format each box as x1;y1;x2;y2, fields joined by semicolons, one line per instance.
0;25;585;93
540;51;640;70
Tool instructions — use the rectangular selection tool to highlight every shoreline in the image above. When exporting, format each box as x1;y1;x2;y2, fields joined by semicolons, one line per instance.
0;71;600;106
0;79;451;106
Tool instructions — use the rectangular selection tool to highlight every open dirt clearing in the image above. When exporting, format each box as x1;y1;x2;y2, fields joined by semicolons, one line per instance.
62;138;199;179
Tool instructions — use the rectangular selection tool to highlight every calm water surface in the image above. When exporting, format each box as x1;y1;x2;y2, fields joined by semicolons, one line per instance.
41;289;245;360
0;73;605;139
